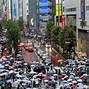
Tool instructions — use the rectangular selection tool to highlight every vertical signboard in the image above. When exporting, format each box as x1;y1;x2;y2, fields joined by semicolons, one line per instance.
12;0;16;20
80;0;85;20
56;0;62;25
8;0;11;19
62;14;65;30
0;3;2;19
18;0;22;17
2;0;7;18
56;0;62;16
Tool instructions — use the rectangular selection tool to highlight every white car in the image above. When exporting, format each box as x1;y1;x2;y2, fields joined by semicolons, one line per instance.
42;53;49;60
45;58;51;65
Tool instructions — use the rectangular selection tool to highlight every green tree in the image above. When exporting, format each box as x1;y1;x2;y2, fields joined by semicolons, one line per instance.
0;18;7;32
52;26;62;45
61;26;76;58
46;21;54;39
17;18;24;31
6;20;21;52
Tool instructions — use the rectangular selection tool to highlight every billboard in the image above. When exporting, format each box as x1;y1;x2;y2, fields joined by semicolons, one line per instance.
80;0;85;20
0;3;2;19
56;4;62;16
62;14;65;30
2;0;7;18
18;0;23;17
40;0;49;14
41;0;48;2
56;0;62;16
12;0;16;19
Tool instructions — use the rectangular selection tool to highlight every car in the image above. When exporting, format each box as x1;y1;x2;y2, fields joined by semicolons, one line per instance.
27;46;34;52
45;58;52;65
42;53;49;60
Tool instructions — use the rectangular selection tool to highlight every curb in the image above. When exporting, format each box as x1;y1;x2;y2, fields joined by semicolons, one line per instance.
52;48;65;59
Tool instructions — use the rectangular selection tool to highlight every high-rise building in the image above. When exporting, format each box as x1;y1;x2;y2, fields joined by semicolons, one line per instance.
23;0;29;22
37;0;55;30
64;0;89;57
3;0;28;22
28;0;37;31
0;0;7;20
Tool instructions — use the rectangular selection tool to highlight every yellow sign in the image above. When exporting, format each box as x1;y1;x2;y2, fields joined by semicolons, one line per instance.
56;4;62;16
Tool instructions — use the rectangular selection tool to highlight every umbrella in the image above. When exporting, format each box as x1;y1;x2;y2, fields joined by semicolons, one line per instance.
77;79;82;82
9;70;14;74
63;80;67;83
5;64;9;67
72;81;77;84
44;80;48;82
27;71;37;75
0;64;4;68
24;63;28;66
43;76;51;80
64;75;68;79
75;77;79;80
54;66;60;70
67;79;72;82
16;74;23;78
83;74;88;76
53;74;58;76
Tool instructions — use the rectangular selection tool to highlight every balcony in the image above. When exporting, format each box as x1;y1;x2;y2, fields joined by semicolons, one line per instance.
39;1;52;7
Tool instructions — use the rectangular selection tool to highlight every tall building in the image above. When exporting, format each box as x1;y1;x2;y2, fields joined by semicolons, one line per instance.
23;0;29;22
6;0;28;22
37;0;55;30
64;0;89;57
28;0;37;31
0;0;7;20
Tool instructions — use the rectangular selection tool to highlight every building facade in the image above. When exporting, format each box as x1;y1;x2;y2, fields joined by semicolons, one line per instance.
23;0;29;22
37;0;55;30
0;0;28;22
28;0;37;31
64;0;89;57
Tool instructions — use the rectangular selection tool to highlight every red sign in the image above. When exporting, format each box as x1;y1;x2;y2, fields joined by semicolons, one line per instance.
62;14;65;30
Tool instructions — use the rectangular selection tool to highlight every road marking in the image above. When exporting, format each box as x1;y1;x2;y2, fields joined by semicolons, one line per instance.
34;51;40;62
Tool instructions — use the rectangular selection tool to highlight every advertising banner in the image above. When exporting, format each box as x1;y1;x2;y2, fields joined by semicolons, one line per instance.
18;0;22;17
0;3;2;19
12;0;16;19
62;14;65;30
56;4;62;16
80;0;85;20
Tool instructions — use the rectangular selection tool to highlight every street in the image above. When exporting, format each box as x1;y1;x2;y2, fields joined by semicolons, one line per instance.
22;47;40;64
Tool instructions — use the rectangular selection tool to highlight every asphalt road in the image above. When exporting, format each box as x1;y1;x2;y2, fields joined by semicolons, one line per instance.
22;47;40;64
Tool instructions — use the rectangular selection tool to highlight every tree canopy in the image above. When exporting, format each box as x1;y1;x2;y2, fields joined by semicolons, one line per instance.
6;20;21;52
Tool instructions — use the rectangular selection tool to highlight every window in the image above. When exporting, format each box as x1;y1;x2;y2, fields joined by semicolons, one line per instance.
66;8;76;12
86;6;89;10
27;3;28;5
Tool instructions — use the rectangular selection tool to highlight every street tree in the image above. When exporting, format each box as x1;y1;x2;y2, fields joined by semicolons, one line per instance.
17;18;24;31
46;20;54;40
0;18;7;32
61;25;76;58
6;20;21;53
52;26;62;45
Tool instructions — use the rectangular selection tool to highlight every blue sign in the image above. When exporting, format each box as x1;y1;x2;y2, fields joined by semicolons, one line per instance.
80;0;85;20
41;0;48;2
12;0;16;18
